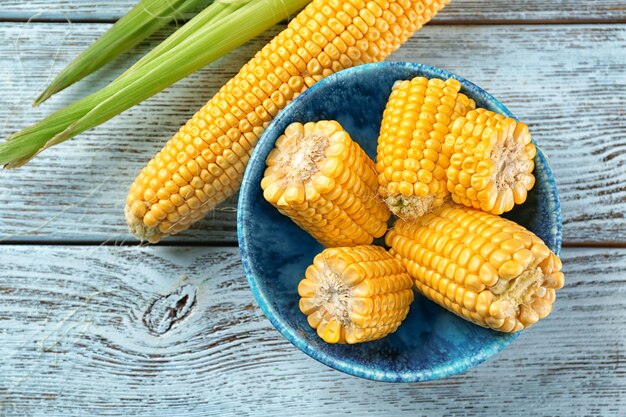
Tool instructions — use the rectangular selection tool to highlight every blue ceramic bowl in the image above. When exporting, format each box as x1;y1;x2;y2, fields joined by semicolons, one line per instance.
238;62;562;382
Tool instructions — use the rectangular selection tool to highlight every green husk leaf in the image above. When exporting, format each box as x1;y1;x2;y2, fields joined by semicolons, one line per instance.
34;0;212;105
1;0;309;168
121;0;238;76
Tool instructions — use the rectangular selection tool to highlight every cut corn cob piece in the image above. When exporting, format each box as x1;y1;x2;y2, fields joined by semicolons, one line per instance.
298;245;414;344
126;0;452;243
386;204;564;333
442;108;536;214
376;76;476;220
262;121;390;247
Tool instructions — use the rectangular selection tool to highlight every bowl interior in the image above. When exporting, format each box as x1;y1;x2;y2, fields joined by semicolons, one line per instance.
238;62;562;382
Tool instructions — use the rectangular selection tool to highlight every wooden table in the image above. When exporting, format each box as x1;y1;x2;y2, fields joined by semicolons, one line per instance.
1;1;624;415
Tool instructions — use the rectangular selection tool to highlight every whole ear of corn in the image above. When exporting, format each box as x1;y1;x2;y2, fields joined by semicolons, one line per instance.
126;0;451;242
442;109;536;214
386;204;564;332
261;121;390;247
298;245;414;344
375;76;475;220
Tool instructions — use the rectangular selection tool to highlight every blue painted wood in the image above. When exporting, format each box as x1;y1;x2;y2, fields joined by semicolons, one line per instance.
0;1;623;414
0;245;623;415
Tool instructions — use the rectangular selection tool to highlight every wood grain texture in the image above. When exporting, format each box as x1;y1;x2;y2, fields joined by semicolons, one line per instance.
0;246;624;416
0;0;624;22
0;23;624;244
0;0;207;21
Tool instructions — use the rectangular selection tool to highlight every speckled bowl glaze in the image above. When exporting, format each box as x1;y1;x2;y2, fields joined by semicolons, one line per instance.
238;62;562;382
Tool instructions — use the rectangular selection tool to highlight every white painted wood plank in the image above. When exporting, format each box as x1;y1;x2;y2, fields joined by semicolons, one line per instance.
0;0;623;22
0;23;624;244
0;246;624;416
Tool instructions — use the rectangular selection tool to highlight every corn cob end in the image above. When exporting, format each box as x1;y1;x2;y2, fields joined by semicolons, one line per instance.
299;245;414;344
125;201;162;243
262;121;390;247
384;194;440;221
443;109;536;214
387;204;564;333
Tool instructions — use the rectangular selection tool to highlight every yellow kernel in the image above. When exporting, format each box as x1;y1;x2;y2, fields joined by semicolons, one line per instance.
498;260;524;280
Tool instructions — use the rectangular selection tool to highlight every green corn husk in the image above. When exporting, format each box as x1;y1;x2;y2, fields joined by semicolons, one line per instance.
35;0;212;106
1;0;309;168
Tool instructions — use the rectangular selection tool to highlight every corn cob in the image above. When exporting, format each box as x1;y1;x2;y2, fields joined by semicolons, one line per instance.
442;109;536;214
261;121;390;247
386;204;564;332
375;76;475;220
126;0;451;243
298;245;414;343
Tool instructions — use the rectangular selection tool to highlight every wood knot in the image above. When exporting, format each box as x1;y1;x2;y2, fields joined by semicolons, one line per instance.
143;284;197;335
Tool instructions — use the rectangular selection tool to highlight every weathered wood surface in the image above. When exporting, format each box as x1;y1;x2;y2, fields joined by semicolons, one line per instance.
0;246;623;416
0;23;624;244
1;0;623;415
0;0;624;22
